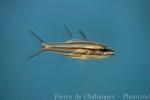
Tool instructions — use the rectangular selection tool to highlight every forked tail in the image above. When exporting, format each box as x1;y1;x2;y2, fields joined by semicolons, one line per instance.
28;30;48;60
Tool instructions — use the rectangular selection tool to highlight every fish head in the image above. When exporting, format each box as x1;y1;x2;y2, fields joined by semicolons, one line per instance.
100;46;114;56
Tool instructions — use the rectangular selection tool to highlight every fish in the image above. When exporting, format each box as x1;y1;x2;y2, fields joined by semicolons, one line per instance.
28;26;114;60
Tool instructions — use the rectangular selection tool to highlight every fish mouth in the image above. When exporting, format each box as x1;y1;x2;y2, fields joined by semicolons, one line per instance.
111;51;115;56
106;53;114;56
111;52;115;55
111;49;115;55
107;49;115;56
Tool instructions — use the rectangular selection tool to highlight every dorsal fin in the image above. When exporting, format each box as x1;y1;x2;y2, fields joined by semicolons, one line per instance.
78;29;87;40
64;25;73;38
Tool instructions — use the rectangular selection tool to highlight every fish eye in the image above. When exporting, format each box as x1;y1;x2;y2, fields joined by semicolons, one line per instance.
102;48;107;52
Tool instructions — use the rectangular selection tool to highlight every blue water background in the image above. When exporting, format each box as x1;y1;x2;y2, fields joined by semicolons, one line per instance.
0;0;150;100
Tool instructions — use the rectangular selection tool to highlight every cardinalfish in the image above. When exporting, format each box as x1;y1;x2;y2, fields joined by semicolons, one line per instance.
29;26;114;60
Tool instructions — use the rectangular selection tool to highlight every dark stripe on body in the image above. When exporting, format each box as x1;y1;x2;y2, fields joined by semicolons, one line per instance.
46;48;105;56
45;46;112;52
48;42;106;47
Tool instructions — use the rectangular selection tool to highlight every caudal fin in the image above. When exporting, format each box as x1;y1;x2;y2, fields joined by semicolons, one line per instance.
28;30;47;60
28;49;43;60
29;30;46;43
